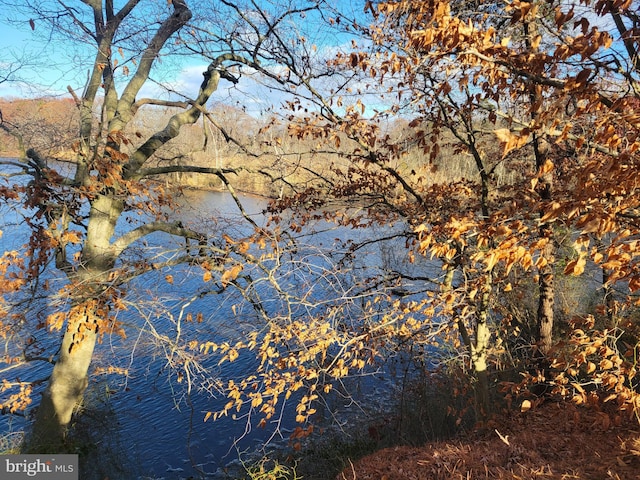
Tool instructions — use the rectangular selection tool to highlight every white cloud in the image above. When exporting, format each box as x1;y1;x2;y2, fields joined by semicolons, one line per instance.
148;62;300;116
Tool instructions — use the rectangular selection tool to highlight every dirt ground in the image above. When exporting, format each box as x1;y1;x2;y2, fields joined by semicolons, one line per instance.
336;401;640;479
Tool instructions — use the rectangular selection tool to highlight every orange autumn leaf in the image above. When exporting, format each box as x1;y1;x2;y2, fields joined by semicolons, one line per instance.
494;128;530;157
629;276;640;292
62;230;83;244
221;264;243;286
563;257;586;276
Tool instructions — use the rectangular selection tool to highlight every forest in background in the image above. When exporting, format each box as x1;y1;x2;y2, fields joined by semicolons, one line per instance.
0;97;496;195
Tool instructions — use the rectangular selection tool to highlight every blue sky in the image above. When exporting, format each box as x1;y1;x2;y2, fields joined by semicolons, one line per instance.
0;23;297;121
0;2;360;118
2;1;624;117
0;19;49;97
0;13;195;99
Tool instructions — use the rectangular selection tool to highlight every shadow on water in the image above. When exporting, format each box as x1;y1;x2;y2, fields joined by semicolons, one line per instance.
0;182;443;479
73;366;405;479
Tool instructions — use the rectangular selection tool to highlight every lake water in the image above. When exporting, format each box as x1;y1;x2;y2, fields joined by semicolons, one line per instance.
0;170;440;479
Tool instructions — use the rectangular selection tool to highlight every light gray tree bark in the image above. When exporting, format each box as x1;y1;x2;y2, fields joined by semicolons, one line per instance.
24;0;261;450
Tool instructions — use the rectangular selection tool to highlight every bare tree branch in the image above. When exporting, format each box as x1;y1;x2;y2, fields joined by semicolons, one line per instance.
111;220;205;256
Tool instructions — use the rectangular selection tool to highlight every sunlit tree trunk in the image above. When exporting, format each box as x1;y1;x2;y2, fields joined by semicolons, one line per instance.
28;319;98;451
456;272;492;417
473;275;492;416
29;195;122;450
444;259;491;416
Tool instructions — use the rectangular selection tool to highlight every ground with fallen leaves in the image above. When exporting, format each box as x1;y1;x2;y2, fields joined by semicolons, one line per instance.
335;402;640;480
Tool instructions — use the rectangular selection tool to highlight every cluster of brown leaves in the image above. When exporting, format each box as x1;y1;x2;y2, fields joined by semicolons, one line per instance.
0;380;32;415
337;401;640;479
504;312;640;421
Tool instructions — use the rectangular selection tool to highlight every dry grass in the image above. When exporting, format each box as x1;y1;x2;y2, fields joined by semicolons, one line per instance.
336;401;640;479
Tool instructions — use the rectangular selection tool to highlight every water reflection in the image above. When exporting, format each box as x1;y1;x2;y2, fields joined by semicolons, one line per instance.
0;179;435;479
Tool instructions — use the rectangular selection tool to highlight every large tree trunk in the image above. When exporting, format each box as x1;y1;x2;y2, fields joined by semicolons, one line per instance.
28;195;122;451
28;318;98;451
